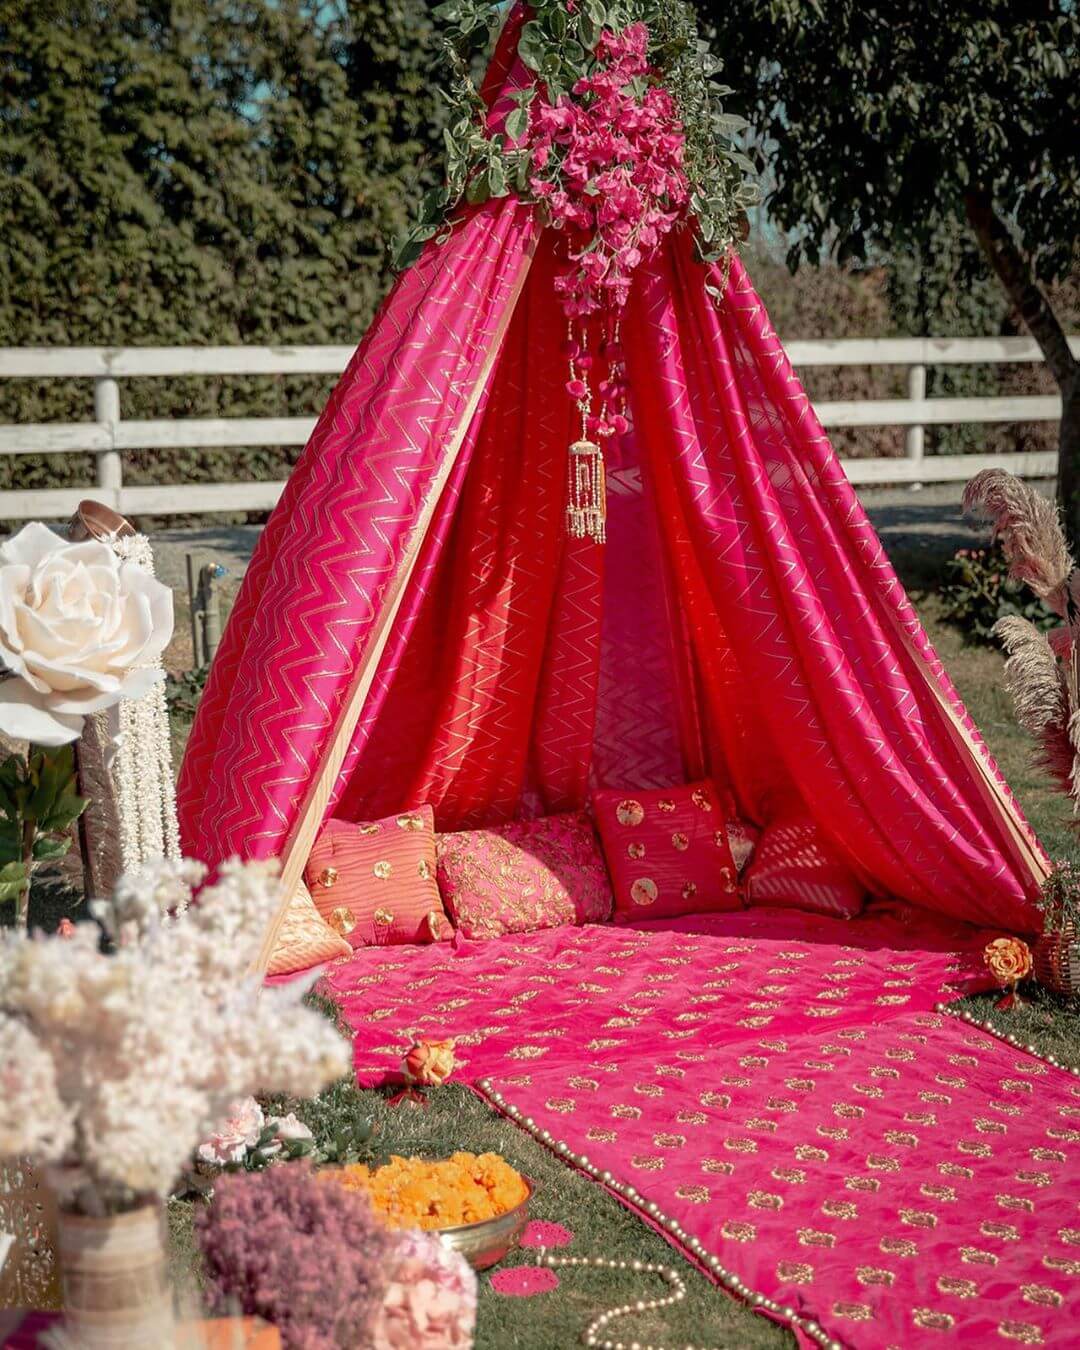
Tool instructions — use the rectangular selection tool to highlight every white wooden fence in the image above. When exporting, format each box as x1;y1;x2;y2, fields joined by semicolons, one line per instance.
1;336;1076;519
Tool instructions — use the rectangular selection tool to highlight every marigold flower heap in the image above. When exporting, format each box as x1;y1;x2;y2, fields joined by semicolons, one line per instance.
324;1152;528;1230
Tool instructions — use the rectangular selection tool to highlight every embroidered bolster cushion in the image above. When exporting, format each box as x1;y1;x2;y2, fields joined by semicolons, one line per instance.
743;815;867;918
435;810;613;940
304;806;453;947
591;779;742;922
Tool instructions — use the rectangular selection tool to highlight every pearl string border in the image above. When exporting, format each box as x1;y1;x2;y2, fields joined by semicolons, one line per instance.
933;999;1080;1076
475;1077;840;1350
535;1249;699;1350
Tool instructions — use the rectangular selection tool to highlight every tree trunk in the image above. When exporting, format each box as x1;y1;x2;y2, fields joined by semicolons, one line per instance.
964;189;1080;543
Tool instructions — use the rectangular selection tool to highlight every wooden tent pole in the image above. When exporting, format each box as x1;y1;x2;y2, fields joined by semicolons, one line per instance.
252;229;538;975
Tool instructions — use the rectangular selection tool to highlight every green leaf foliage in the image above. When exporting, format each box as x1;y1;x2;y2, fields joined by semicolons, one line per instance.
938;543;1056;646
695;1;1079;286
409;1;758;269
0;860;28;905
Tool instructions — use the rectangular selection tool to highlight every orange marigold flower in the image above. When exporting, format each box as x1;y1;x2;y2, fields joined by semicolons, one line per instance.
321;1153;527;1230
984;937;1033;986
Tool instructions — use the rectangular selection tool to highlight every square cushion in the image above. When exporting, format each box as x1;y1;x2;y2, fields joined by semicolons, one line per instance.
435;811;612;940
743;815;867;918
591;780;741;922
304;807;452;948
267;879;352;976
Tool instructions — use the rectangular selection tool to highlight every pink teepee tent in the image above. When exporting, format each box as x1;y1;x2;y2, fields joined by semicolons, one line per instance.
177;6;1047;961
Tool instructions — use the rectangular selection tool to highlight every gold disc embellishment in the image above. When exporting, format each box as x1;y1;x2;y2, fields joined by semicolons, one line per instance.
616;799;645;827
317;867;339;889
671;831;689;851
631;878;658;906
373;908;394;927
328;906;356;936
627;842;645;860
396;813;424;830
682;882;698;901
356;822;382;835
417;858;432;879
691;788;713;810
373;861;393;880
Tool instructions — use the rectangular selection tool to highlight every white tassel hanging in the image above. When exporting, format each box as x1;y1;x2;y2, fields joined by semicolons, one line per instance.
566;439;606;544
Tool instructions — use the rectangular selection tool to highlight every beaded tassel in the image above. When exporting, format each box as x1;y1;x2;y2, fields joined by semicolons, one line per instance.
566;438;606;543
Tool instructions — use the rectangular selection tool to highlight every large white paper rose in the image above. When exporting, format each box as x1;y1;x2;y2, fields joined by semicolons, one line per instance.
0;523;174;746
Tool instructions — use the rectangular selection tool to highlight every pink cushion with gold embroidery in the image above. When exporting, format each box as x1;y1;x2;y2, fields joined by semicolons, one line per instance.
304;807;452;948
591;780;742;922
743;815;867;918
435;811;612;940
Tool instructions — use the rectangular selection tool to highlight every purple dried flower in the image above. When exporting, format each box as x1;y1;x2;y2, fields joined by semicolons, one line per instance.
195;1165;394;1349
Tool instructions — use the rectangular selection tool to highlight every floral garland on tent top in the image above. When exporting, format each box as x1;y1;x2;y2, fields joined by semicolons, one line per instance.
397;0;758;542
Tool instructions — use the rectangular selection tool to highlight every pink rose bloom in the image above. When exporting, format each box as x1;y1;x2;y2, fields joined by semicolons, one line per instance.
373;1230;477;1350
197;1096;264;1166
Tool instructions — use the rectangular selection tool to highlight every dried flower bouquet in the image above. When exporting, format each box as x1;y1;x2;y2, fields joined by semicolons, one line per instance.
964;469;1080;809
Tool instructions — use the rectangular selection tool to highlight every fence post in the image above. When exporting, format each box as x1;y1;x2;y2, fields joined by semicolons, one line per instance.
93;376;122;507
905;362;926;491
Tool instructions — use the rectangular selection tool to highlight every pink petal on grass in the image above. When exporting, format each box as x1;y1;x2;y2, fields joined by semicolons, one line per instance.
489;1266;560;1298
520;1221;574;1249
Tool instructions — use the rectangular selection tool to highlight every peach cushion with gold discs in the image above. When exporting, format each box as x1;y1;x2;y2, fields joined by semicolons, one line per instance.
743;815;867;918
267;878;352;976
303;807;452;948
592;780;742;922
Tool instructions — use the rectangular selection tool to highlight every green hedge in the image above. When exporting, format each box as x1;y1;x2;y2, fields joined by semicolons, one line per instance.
0;0;445;520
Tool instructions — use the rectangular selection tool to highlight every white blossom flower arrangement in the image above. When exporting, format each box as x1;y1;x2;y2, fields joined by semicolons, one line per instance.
0;856;351;1216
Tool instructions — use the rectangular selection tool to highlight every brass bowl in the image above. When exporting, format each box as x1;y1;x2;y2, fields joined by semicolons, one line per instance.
431;1177;535;1270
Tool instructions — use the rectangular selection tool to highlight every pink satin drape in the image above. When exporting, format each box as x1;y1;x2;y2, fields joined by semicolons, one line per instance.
176;195;541;862
626;236;1044;930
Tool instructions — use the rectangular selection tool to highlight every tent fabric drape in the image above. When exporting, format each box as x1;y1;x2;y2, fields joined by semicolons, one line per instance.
627;237;1045;931
177;11;1047;935
176;195;540;864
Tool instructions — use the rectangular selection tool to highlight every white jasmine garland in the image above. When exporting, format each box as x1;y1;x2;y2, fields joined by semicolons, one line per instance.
108;532;181;870
0;858;351;1214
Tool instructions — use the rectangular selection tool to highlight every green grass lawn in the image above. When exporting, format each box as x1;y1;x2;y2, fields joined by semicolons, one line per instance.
24;564;1080;1349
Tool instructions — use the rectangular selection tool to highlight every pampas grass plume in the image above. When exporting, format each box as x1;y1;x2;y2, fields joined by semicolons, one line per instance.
964;469;1075;614
993;615;1076;800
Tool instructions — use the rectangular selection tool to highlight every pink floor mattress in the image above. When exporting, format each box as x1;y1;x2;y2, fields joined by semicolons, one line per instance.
324;904;1079;1348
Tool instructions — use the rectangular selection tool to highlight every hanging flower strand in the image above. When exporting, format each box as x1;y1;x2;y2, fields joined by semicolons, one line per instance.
528;24;689;322
524;23;689;540
409;4;758;542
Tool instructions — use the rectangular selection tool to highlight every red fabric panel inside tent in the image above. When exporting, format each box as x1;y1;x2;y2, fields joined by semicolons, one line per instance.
331;234;601;830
